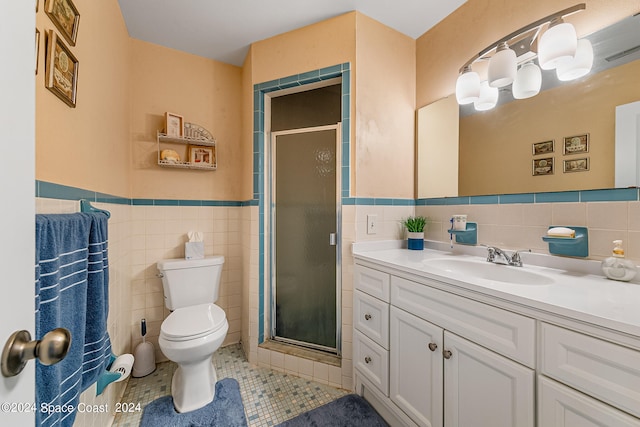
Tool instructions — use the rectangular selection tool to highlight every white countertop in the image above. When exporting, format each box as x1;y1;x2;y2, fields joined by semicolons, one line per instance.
352;241;640;340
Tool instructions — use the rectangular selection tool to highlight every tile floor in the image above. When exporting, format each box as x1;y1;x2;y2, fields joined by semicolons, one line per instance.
112;344;349;427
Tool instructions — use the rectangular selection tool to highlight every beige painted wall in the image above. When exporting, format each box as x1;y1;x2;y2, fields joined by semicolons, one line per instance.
416;0;640;108
459;60;640;196
355;14;416;199
36;0;131;197
129;40;243;200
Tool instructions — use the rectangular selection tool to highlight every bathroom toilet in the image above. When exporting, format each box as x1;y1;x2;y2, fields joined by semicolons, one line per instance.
156;256;228;413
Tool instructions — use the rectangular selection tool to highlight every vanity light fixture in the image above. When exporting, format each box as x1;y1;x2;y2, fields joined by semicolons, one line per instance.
488;42;517;88
556;38;594;81
455;66;481;104
455;3;590;111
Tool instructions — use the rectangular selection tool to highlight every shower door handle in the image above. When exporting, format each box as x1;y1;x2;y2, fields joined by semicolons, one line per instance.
329;233;337;246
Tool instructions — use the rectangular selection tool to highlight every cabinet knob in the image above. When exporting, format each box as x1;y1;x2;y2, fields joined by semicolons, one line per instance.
364;313;372;320
364;356;372;364
428;342;438;352
443;349;453;360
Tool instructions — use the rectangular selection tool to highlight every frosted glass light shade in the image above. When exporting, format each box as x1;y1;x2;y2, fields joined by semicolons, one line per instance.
455;69;481;104
474;81;499;111
512;62;542;99
488;44;517;88
556;39;594;81
538;21;577;70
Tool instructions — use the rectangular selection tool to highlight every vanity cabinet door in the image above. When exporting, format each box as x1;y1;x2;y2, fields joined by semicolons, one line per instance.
444;331;534;427
390;306;443;427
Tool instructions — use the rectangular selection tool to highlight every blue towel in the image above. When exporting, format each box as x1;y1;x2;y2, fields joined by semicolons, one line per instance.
35;213;112;427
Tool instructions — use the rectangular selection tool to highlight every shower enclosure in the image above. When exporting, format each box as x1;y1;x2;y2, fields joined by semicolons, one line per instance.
270;124;341;353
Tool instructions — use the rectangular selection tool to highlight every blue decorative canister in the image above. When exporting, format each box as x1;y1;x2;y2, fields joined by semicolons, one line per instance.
407;232;425;250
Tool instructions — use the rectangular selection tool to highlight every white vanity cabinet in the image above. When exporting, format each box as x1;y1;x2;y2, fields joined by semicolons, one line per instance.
354;264;535;427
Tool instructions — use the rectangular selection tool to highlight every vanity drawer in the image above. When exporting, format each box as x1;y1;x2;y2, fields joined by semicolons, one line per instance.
391;275;535;368
538;376;640;427
541;322;640;418
354;290;389;349
355;265;390;302
354;329;389;396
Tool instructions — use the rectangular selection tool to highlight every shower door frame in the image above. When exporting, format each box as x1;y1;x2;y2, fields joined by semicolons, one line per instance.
268;123;342;355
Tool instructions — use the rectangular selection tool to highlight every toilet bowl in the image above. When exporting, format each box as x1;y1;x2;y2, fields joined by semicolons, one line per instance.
156;256;227;413
159;303;228;413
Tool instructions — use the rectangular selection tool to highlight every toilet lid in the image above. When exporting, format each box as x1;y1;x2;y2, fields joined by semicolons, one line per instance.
161;303;226;341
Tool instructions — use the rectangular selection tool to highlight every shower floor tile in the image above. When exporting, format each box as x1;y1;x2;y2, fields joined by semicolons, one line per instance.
111;344;348;427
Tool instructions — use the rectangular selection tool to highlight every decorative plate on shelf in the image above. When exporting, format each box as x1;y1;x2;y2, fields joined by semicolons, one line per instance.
184;122;215;142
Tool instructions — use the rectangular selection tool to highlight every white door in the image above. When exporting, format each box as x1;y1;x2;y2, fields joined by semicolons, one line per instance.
389;306;443;427
0;1;36;425
444;331;534;427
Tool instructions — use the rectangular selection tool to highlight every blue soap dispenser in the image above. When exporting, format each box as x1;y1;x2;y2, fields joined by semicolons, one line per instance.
601;240;637;282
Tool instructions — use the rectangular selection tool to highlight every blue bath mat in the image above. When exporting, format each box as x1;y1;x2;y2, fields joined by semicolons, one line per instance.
140;378;247;427
276;394;388;427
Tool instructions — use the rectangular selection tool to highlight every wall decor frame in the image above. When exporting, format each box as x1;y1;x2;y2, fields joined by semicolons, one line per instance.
164;112;184;138
45;30;78;108
563;133;589;155
189;145;216;168
532;140;554;155
44;0;80;46
563;157;590;173
533;157;554;176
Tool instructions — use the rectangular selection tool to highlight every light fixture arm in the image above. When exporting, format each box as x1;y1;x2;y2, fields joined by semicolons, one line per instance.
458;3;586;73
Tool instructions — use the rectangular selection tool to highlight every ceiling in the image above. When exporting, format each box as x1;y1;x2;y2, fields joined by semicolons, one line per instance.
117;0;467;66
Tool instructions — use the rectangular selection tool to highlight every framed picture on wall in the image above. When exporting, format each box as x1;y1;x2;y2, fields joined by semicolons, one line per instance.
189;145;216;168
563;157;590;173
164;112;184;137
533;157;554;176
45;30;79;108
563;134;589;155
532;140;554;155
44;0;80;46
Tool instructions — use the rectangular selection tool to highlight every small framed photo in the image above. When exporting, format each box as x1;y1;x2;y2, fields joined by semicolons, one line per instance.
45;0;80;46
533;157;554;176
165;112;184;138
563;134;589;155
189;145;216;168
563;157;590;173
45;30;78;107
532;140;554;155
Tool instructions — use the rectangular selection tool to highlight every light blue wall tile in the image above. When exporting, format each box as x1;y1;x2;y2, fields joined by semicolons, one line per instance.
580;188;639;202
132;199;154;206
320;64;342;76
38;181;95;201
500;193;534;204
445;197;470;205
536;191;580;203
470;195;499;204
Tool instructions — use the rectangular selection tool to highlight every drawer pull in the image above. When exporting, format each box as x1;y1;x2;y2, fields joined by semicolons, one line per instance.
443;349;453;360
364;356;372;364
364;313;372;320
428;342;438;352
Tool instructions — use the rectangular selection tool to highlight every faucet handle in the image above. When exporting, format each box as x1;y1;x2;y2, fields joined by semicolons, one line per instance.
485;246;497;262
509;249;531;267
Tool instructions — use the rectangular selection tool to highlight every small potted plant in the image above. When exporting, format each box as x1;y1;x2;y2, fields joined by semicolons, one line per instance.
402;216;428;250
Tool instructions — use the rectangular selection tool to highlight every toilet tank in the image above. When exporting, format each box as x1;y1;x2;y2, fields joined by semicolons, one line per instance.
157;256;224;310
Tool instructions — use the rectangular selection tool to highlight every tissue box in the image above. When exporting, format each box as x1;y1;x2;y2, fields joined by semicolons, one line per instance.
185;242;204;260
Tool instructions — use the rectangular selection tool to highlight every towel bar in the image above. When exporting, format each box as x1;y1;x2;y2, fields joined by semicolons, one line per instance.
80;199;111;218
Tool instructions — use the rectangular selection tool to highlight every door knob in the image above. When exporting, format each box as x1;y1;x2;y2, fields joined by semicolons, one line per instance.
443;349;453;360
428;342;438;352
364;313;372;320
1;328;71;377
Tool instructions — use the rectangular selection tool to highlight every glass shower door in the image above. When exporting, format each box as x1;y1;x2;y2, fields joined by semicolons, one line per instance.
271;125;339;352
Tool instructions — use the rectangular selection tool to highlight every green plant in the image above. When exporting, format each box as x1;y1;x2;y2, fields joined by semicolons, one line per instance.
402;216;428;233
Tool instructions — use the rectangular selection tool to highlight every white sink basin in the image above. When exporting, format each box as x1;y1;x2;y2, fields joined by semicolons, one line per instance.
423;258;555;286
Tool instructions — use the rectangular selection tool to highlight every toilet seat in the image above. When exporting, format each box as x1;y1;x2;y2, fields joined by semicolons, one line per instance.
161;303;226;342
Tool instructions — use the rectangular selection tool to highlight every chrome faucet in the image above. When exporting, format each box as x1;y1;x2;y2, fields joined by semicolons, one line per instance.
485;246;530;267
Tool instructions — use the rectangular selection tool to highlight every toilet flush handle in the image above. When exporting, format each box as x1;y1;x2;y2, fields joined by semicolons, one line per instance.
156;272;164;278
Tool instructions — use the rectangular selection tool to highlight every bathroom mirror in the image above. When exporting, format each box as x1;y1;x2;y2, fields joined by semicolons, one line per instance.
418;13;640;198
